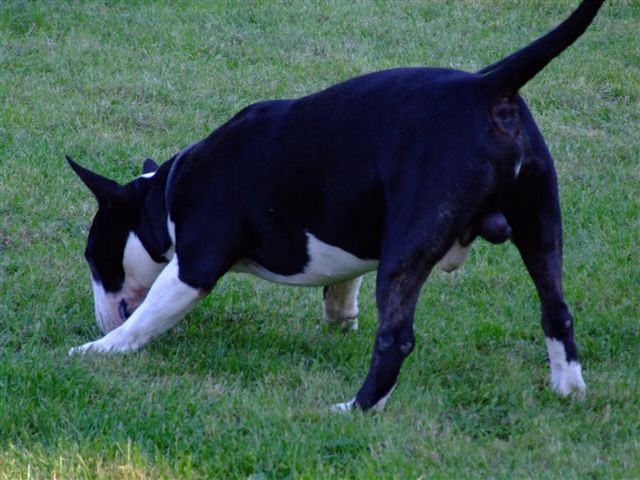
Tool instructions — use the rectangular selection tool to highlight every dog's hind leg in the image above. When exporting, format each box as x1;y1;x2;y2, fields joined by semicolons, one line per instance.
334;241;436;412
506;136;586;398
69;255;205;354
323;276;363;331
511;219;586;397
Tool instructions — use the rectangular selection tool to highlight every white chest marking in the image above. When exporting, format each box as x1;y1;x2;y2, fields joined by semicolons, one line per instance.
232;232;378;286
123;232;166;291
165;217;176;260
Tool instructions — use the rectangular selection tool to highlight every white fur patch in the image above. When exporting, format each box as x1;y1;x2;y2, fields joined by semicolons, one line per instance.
330;385;395;413
514;152;524;177
164;217;176;260
167;217;176;244
91;279;120;334
123;232;166;293
71;255;201;354
438;241;470;272
233;232;378;286
323;276;363;330
331;397;356;413
546;337;586;398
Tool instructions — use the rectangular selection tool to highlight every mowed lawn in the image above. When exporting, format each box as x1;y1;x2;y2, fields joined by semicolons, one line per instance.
1;1;638;478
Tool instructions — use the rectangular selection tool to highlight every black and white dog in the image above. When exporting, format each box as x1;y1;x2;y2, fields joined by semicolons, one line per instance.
67;0;603;411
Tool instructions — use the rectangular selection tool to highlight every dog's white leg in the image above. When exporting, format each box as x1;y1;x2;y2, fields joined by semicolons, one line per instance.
546;337;586;398
69;256;202;354
323;276;363;330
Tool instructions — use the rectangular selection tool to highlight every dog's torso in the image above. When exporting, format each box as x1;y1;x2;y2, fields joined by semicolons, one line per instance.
155;68;503;289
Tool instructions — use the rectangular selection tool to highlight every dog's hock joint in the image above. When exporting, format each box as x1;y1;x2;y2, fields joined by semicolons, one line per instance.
400;341;414;356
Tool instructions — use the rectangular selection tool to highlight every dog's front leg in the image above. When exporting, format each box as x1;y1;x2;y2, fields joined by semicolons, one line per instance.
334;248;433;412
69;256;203;354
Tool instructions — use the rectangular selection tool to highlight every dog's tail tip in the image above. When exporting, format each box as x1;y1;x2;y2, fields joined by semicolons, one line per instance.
65;154;82;172
481;0;605;98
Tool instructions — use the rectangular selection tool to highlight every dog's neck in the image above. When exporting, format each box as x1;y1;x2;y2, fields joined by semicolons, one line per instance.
131;158;175;264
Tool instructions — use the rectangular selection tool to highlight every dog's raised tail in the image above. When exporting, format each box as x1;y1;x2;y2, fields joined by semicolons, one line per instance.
481;0;604;98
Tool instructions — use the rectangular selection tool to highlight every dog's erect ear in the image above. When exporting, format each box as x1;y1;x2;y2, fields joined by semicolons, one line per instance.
142;158;159;174
65;155;124;203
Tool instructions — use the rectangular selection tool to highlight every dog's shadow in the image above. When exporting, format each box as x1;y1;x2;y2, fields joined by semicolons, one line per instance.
136;275;375;384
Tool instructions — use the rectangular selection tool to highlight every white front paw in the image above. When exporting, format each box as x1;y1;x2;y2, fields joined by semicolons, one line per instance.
68;341;100;356
550;361;586;399
68;332;138;356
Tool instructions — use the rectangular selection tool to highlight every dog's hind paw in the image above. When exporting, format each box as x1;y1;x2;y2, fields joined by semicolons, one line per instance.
550;361;586;400
546;338;587;400
331;397;357;413
325;316;359;332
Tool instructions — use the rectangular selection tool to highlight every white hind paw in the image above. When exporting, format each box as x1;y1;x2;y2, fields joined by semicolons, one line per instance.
331;397;356;413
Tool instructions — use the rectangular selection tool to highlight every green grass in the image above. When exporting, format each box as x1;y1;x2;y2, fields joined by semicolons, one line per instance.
1;0;639;478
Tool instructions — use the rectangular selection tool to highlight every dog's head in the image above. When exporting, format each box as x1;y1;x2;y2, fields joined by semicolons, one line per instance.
67;156;166;333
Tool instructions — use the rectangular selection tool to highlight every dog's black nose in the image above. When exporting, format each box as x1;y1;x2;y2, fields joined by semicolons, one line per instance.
118;300;130;322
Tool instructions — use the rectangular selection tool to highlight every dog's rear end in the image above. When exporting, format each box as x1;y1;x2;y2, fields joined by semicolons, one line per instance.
343;0;603;411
